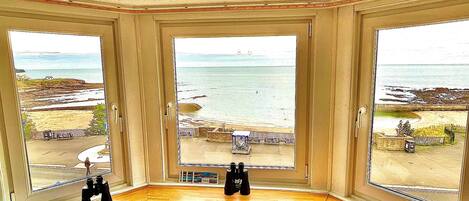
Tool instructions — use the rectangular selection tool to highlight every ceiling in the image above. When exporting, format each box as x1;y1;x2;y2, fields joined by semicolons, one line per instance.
33;0;364;12
74;0;333;7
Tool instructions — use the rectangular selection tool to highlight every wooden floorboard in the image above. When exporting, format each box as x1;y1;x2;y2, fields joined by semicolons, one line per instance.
113;186;342;201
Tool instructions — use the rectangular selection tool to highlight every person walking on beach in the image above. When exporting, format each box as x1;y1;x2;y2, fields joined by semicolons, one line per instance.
85;157;91;176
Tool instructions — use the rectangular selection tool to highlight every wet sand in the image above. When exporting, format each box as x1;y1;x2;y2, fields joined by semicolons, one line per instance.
179;114;294;133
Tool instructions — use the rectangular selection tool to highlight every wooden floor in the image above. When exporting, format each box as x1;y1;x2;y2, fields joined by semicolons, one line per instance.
114;186;342;201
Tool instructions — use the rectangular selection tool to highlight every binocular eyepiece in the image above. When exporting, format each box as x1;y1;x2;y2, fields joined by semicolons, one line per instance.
224;162;250;196
82;175;113;201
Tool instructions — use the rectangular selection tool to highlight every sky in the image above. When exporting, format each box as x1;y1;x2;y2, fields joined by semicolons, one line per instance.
7;19;469;65
9;31;101;54
377;19;469;65
175;36;297;56
174;36;297;67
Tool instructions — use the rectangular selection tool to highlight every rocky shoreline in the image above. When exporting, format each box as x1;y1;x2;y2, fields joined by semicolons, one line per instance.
18;78;104;111
381;86;469;105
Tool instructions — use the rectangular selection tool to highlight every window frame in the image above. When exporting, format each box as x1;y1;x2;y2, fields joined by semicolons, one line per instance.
354;2;469;201
0;16;125;201
159;20;312;183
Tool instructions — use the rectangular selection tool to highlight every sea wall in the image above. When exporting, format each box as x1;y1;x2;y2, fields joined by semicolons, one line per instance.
197;127;212;138
182;127;295;145
375;104;467;112
249;132;295;145
374;132;413;151
179;127;198;137
207;128;233;142
413;136;444;145
32;129;86;140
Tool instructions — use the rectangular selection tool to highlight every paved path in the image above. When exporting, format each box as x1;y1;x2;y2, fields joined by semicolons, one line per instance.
370;111;467;200
180;138;294;167
25;135;110;190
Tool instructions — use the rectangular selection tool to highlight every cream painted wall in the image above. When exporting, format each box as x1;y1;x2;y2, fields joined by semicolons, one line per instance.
310;8;336;190
116;14;148;186
0;95;12;201
330;5;356;197
137;15;166;182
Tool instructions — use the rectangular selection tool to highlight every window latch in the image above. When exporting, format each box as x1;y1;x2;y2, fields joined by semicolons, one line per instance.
166;102;173;119
112;104;119;124
10;192;15;201
164;102;173;129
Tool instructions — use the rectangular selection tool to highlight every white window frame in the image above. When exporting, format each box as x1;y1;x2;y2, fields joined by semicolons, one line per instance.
0;16;125;201
354;2;469;201
159;20;311;183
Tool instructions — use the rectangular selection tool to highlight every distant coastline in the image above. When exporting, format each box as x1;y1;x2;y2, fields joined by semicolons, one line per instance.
18;68;104;83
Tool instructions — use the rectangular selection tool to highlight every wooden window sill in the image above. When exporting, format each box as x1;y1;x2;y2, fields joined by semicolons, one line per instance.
113;186;342;200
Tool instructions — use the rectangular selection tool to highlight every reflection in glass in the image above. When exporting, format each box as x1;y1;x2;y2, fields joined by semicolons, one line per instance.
369;20;469;200
9;31;111;191
174;36;297;168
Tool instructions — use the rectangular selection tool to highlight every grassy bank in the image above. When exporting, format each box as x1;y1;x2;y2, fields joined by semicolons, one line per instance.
374;111;421;119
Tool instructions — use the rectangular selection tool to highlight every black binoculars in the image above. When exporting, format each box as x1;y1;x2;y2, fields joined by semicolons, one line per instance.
224;162;250;196
82;175;113;201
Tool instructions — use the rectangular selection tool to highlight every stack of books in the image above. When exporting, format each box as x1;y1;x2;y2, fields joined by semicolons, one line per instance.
179;171;219;184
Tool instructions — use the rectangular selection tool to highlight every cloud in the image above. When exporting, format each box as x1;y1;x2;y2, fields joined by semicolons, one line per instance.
377;20;469;65
9;31;102;54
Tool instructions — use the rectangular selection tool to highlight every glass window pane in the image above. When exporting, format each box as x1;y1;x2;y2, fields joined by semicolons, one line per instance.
369;20;469;200
9;31;112;191
174;36;296;168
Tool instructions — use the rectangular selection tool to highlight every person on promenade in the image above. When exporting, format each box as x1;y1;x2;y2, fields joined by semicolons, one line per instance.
85;157;91;176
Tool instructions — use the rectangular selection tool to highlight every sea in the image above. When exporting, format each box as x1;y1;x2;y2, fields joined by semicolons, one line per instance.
13;53;469;128
176;66;296;128
375;64;469;104
21;68;104;83
13;53;104;83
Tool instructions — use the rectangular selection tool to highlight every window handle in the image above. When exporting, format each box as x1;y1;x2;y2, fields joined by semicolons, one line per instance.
112;104;119;124
355;106;367;138
112;104;123;133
